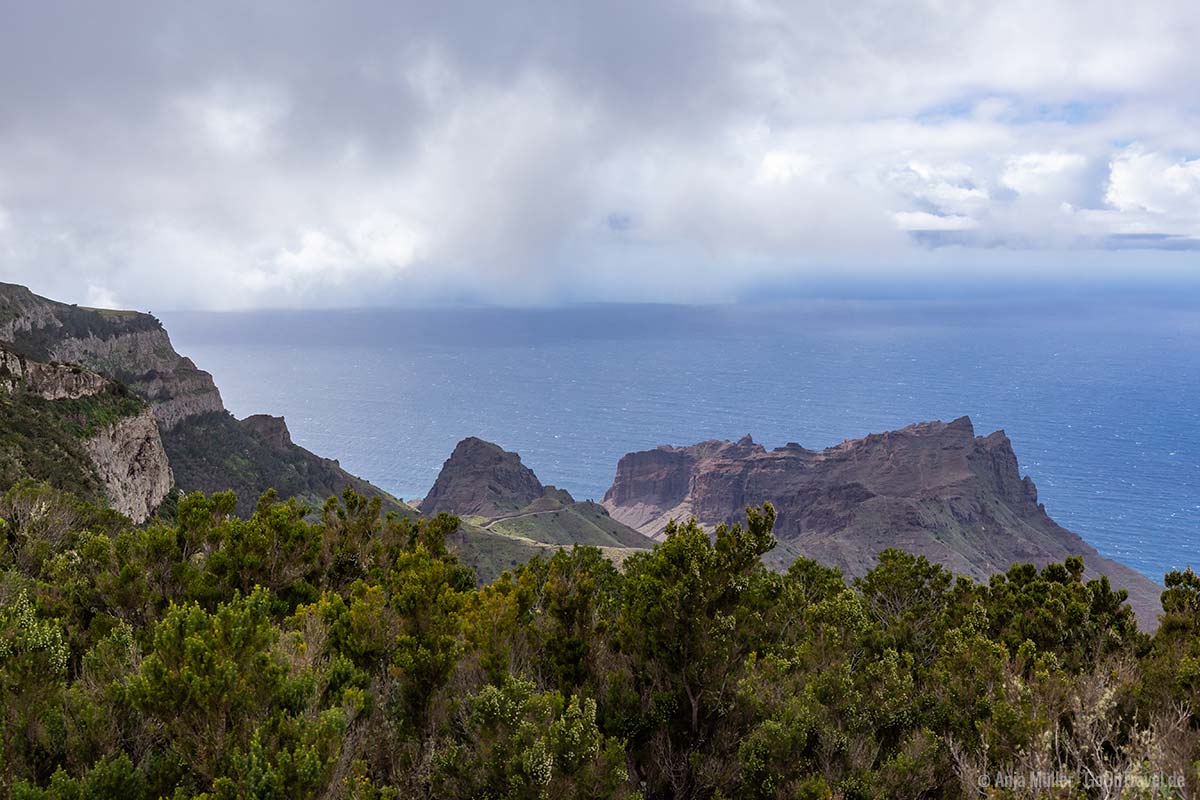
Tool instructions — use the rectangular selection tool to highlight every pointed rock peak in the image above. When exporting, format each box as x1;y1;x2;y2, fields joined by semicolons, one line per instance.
422;436;545;518
737;434;755;446
979;428;1013;449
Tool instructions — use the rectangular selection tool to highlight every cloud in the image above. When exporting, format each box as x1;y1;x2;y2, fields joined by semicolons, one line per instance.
175;86;289;157
85;285;122;309
757;151;816;184
1105;146;1200;221
893;211;978;232
0;1;1198;309
1001;152;1088;197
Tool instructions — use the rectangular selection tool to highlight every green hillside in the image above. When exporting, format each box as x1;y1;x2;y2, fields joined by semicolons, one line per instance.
487;500;655;548
450;521;558;583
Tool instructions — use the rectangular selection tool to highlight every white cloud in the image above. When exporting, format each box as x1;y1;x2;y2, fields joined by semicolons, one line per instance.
348;213;425;267
1105;146;1200;217
256;215;425;294
274;231;351;277
175;86;288;156
888;160;991;223
84;285;122;309
892;211;977;231
757;150;816;184
1001;152;1088;197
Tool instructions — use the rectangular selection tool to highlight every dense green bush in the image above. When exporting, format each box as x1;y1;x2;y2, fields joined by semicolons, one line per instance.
0;482;1195;798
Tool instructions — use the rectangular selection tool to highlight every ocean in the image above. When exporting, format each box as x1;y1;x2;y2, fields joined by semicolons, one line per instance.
161;294;1200;582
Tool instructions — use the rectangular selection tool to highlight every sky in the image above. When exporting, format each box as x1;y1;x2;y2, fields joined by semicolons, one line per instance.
0;0;1198;310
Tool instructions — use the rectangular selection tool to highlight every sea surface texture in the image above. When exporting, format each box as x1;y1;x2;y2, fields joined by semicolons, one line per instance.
162;297;1200;581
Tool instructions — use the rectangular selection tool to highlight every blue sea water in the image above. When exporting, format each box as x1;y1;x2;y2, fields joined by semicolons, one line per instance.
160;296;1200;582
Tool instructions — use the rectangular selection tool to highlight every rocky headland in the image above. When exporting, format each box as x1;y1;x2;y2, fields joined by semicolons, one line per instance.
0;282;407;517
0;282;1165;626
602;416;1162;626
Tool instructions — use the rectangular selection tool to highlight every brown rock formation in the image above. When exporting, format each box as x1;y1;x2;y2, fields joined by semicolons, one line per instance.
240;414;294;450
422;437;655;553
422;437;546;518
603;417;1163;628
1;347;109;400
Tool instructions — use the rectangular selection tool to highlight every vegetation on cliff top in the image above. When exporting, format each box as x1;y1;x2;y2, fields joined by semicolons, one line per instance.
0;479;1196;799
0;284;165;364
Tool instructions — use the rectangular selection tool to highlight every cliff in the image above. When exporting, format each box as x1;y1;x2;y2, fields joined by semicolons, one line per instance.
1;348;109;400
83;408;174;522
0;282;223;429
603;417;1163;627
0;345;172;522
0;283;407;517
160;410;408;516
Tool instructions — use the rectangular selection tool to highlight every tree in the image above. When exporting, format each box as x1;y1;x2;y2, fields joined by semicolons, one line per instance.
430;676;637;800
613;504;782;798
0;591;71;785
126;588;288;784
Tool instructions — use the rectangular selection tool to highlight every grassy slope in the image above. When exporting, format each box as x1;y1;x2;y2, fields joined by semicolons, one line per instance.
488;501;655;548
450;522;557;584
468;501;653;583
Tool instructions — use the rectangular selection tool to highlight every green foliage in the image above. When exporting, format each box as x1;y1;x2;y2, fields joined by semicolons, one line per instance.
41;387;145;440
127;588;289;781
160;412;413;518
430;676;636;799
612;504;783;796
11;753;149;800
0;485;1193;799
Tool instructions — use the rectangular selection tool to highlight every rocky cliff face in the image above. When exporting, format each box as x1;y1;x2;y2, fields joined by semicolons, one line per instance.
0;284;61;343
603;417;1163;627
422;437;547;518
0;283;224;429
1;347;109;400
1;283;405;517
53;331;225;430
1;343;172;522
84;409;174;522
240;414;294;450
